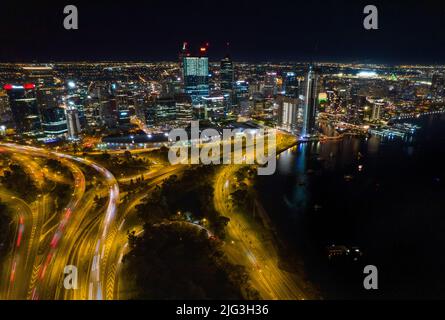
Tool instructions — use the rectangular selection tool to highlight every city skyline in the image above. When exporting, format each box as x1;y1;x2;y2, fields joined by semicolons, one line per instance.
2;0;445;305
1;57;444;301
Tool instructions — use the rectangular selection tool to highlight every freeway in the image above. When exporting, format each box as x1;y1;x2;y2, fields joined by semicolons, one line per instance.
210;131;314;300
0;143;120;300
0;190;34;300
99;130;292;299
40;149;119;300
0;149;56;300
0;144;87;299
0;129;300;300
117;165;163;184
214;165;311;300
102;165;185;300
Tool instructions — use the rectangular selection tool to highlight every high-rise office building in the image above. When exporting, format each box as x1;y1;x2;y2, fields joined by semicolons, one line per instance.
370;98;384;121
3;83;42;133
202;94;226;120
114;89;131;125
21;65;67;137
0;90;13;128
175;94;193;126
371;103;381;121
220;49;234;111
431;73;445;99
183;46;209;105
263;72;277;97
40;106;67;136
283;72;299;98
221;50;234;89
278;96;299;132
146;96;177;128
234;80;249;107
179;41;189;80
37;87;68;136
66;107;81;140
65;81;87;127
92;83;118;129
302;66;318;137
84;98;103;128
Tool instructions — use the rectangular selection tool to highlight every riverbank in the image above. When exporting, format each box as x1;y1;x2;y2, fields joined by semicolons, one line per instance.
256;114;445;299
214;165;319;300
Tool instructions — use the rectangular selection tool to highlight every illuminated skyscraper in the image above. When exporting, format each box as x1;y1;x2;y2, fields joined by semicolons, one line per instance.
175;94;193;126
183;46;209;105
66;107;81;140
283;72;299;98
179;41;189;80
221;44;234;91
263;72;277;97
369;98;384;121
234;80;249;105
0;90;13;128
301;66;318;137
146;96;177;128
431;73;445;99
114;89;131;125
3;83;42;133
278;96;299;132
37;86;68;136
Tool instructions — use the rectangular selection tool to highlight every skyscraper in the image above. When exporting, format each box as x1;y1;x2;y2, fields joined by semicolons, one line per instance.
234;80;249;104
283;72;299;98
147;96;177;128
37;86;68;136
221;44;234;88
183;46;209;105
66;107;81;140
220;48;234;112
114;89;131;125
3;83;42;133
179;41;189;80
263;72;277;97
175;94;193;126
431;73;445;99
301;66;318;137
277;96;299;132
0;90;13;128
65;80;87;128
369;98;384;121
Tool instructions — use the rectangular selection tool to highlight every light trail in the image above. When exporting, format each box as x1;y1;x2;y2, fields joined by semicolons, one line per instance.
0;143;120;300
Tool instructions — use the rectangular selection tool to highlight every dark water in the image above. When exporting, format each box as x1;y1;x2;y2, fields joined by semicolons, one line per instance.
257;114;445;299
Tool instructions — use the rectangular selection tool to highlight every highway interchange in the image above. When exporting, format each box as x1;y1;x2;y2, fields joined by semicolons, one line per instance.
0;142;189;300
0;132;313;300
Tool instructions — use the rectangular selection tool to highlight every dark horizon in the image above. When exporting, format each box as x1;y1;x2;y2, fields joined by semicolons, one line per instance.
2;59;445;67
1;0;445;64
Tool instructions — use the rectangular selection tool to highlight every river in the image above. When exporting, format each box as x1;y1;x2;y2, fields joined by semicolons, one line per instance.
257;114;445;299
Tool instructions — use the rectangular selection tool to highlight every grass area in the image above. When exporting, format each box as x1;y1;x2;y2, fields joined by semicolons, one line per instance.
86;150;158;178
0;201;11;259
121;165;260;299
0;164;39;203
122;222;256;299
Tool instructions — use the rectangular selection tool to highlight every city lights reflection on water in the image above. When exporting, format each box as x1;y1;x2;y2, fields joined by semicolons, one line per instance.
257;114;445;299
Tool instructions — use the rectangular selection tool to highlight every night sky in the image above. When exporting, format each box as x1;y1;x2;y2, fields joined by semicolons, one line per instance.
1;0;445;64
